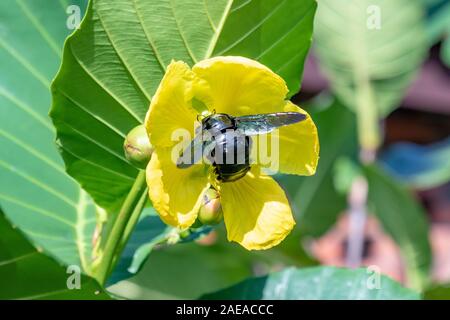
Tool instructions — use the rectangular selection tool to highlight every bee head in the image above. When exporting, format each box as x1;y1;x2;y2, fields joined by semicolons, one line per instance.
202;113;235;132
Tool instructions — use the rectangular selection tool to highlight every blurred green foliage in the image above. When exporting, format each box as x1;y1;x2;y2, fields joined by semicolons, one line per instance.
0;209;107;299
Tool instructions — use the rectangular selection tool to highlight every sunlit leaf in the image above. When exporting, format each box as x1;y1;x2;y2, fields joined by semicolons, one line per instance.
108;208;168;284
422;0;450;66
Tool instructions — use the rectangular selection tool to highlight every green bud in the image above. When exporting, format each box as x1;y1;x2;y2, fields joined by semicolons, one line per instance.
123;124;153;169
198;188;223;225
167;229;181;245
179;229;191;239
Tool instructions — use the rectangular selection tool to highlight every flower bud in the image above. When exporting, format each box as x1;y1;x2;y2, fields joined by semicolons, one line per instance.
198;188;223;225
123;124;153;169
179;229;191;239
167;230;181;245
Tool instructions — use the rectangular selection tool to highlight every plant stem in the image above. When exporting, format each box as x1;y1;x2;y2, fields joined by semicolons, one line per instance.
93;170;147;285
355;69;379;163
346;176;368;268
111;187;148;269
347;35;378;266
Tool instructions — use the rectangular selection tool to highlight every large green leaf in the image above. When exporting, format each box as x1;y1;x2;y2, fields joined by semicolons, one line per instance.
314;0;427;117
0;0;98;271
0;209;108;299
108;208;168;284
365;164;432;290
108;206;212;285
443;34;450;66
280;100;357;238
109;240;256;299
202;266;420;299
109;225;314;299
50;0;317;212
424;0;450;39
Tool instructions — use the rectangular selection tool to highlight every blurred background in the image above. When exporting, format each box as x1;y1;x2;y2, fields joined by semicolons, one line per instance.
110;0;450;298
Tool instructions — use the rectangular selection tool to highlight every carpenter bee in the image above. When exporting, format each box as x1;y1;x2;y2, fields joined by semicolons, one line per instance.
176;112;306;182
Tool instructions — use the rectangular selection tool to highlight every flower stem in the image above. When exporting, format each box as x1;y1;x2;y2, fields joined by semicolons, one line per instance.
355;67;379;163
111;186;148;269
93;170;147;285
345;176;368;268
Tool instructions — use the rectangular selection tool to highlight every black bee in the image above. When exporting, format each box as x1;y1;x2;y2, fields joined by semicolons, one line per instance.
176;112;306;182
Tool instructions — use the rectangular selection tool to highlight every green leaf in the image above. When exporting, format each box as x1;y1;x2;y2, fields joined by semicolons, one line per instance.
364;164;432;290
108;207;168;284
280;101;357;238
424;283;450;300
108;227;308;299
215;0;317;94
108;207;213;285
108;241;255;299
442;32;450;67
202;266;420;299
0;0;98;271
423;0;450;43
50;0;317;212
0;209;108;299
314;0;427;117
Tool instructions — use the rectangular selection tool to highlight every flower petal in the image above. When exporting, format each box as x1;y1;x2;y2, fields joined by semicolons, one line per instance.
146;61;198;148
146;148;210;229
257;101;319;175
220;169;295;250
193;56;288;116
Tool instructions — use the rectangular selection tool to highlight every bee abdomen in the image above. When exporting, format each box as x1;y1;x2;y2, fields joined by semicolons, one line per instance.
214;164;250;182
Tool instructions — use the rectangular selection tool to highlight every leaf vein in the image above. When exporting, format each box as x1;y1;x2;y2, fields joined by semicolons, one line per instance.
95;6;152;102
0;129;67;175
131;0;167;71
68;42;143;123
59;121;129;163
216;0;286;55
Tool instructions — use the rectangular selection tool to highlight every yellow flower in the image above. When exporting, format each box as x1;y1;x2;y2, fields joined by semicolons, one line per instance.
145;56;319;250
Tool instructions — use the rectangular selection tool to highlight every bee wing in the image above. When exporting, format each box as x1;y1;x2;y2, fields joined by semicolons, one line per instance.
176;132;217;168
235;112;306;136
